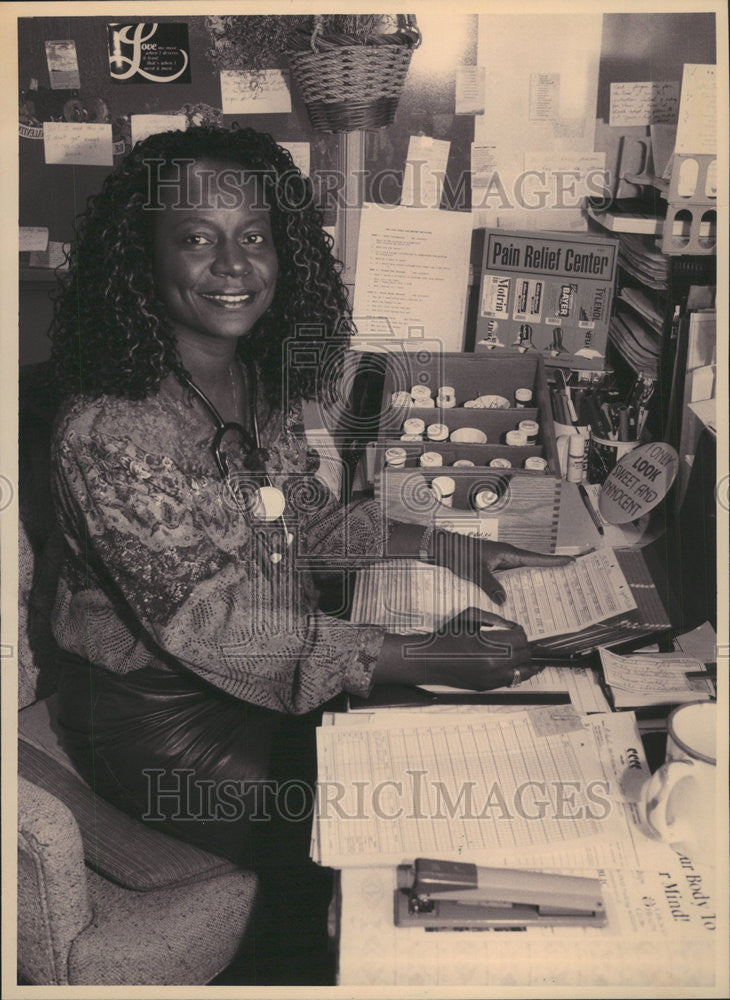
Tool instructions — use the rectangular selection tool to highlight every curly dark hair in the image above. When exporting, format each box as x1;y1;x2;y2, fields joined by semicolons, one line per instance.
49;125;353;408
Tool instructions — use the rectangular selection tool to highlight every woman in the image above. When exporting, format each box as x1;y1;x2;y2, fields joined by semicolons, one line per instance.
49;125;567;979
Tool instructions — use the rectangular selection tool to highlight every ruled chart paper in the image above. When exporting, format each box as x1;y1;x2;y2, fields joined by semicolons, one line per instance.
351;549;637;642
313;710;624;869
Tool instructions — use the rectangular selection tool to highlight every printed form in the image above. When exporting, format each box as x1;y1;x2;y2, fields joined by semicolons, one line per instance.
351;548;637;642
312;709;659;871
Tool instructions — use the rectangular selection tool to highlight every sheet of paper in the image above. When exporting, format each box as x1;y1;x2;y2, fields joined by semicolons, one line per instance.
351;549;637;643
338;857;717;987
19;227;49;252
401;136;450;210
675;64;716;155
350;204;471;352
599;648;713;705
219;69;292;114
675;621;717;662
314;710;619;869
522;150;607;201
609;81;679;127
650;123;677;177
455;65;485;115
43;123;113;166
278;141;310;177
28;241;70;269
44;40;80;89
529;72;560;122
130;114;187;147
470;144;499;187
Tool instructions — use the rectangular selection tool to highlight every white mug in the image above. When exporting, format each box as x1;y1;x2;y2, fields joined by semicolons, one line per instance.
640;701;716;865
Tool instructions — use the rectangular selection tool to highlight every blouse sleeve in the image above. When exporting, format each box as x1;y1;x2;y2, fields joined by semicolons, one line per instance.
51;413;384;714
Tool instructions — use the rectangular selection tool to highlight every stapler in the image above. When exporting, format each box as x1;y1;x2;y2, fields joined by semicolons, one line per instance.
394;858;606;929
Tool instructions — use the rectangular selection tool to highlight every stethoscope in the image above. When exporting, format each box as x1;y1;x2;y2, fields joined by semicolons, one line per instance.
178;358;293;565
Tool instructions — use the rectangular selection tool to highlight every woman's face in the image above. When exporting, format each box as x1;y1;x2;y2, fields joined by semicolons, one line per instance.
152;159;278;350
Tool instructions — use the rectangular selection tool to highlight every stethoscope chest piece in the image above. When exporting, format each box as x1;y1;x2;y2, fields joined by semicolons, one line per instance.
251;485;287;522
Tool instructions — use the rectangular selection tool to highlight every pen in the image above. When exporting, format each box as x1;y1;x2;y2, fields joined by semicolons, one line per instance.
685;664;717;679
577;483;604;535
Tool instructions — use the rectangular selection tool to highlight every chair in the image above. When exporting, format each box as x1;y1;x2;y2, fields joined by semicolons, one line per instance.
17;364;258;986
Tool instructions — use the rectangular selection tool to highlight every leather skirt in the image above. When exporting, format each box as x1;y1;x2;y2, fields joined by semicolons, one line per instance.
57;656;324;869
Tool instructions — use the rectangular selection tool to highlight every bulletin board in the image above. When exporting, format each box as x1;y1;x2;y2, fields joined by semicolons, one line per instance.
18;14;342;244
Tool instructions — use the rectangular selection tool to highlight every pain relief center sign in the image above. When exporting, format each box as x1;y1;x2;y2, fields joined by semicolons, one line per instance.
476;229;619;366
599;442;679;524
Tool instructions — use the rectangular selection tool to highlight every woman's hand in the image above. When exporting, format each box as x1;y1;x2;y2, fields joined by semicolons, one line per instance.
372;607;540;691
427;530;574;605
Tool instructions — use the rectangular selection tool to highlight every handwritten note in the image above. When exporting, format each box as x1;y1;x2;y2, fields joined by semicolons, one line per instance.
529;72;560;122
279;141;310;177
455;65;486;115
609;81;679;126
43;123;113;166
401;135;451;210
19;227;49;253
44;40;80;90
675;64;716;155
219;69;292;114
130;114;187;147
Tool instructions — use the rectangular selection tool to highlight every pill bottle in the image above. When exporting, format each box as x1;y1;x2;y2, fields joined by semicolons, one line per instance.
566;433;586;483
518;419;539;442
436;385;456;408
474;488;499;509
452;459;476;467
410;385;431;403
489;458;512;468
524;456;548;471
515;387;533;408
419;451;443;467
391;391;413;408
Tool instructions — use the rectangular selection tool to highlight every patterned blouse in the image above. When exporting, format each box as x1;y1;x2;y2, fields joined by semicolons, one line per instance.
51;376;386;714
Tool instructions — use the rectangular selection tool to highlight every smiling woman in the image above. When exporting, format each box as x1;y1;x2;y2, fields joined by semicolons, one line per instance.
46;123;569;984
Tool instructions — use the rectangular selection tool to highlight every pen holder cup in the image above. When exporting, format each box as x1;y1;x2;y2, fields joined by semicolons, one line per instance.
587;434;639;485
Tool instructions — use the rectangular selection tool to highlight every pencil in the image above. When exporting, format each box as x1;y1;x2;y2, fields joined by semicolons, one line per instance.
577;483;604;536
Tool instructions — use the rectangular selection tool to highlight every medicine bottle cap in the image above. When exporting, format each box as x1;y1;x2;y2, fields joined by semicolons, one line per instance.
474;489;499;509
489;458;512;468
431;476;456;499
426;423;449;441
452;459;475;467
385;447;407;467
411;385;431;399
515;387;533;405
524;456;548;471
419;451;443;467
505;430;527;446
403;417;426;436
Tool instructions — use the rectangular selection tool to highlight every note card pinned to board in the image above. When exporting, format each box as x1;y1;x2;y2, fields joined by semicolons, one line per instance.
401;135;450;209
675;64;716;155
20;227;49;253
455;65;486;115
43;123;114;166
44;40;81;90
220;70;292;114
130;114;187;147
609;81;680;127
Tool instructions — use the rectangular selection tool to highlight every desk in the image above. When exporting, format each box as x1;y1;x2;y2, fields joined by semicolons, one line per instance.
329;709;718;989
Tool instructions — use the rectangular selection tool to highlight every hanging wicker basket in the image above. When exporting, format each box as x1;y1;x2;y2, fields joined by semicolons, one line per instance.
287;15;421;133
